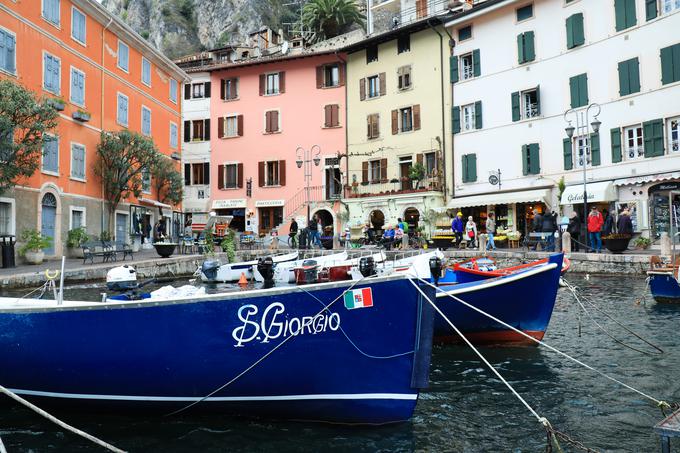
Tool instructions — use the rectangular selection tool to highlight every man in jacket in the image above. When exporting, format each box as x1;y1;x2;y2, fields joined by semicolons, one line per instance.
617;208;634;235
567;212;581;252
587;206;604;253
289;218;298;248
602;209;614;236
451;212;464;248
531;209;543;250
486;212;497;251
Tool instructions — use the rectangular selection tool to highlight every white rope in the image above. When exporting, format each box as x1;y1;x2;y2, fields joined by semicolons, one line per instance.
420;278;670;408
0;435;6;453
0;384;125;453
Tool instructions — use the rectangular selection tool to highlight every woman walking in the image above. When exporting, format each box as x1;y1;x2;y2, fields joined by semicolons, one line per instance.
465;216;478;249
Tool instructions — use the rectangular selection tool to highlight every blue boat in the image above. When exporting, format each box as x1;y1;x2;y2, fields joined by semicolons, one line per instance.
0;274;434;424
433;253;563;345
647;270;680;303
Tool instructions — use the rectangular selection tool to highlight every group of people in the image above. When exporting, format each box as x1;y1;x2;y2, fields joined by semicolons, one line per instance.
567;206;633;253
288;215;325;249
451;212;496;250
376;218;409;250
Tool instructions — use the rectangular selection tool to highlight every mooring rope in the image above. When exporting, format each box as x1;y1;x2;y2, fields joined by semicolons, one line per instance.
0;385;125;452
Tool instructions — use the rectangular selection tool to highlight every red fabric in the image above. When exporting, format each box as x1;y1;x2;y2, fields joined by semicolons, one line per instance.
587;212;603;232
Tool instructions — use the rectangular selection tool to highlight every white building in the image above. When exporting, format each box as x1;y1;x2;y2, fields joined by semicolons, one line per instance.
445;0;680;242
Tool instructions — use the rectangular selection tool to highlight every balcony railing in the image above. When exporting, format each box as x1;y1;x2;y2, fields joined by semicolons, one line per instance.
626;146;644;159
670;139;679;153
346;175;443;198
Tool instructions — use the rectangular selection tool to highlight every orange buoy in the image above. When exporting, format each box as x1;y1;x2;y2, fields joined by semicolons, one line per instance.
238;272;248;286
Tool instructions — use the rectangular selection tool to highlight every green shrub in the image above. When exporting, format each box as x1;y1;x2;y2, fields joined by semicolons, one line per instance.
66;227;89;248
18;229;51;256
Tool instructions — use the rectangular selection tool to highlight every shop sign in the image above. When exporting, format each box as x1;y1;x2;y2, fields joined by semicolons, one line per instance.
212;199;247;209
650;182;680;192
255;199;285;208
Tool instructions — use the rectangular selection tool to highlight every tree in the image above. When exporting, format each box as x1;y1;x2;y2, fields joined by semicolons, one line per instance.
0;79;59;194
95;130;159;230
301;0;365;44
151;157;183;206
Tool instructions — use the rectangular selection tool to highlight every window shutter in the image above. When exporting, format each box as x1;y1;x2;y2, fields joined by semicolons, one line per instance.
220;79;226;100
258;161;264;187
416;153;423;165
646;0;658;20
618;60;630;96
203;162;210;185
237;115;244;136
366;115;371;138
217;165;224;189
625;0;637;27
535;85;541;116
259;74;265;95
362;161;368;183
279;160;286;186
472;49;481;77
615;0;626;31
316;65;323;88
461;154;468;183
468;154;477;182
474;101;482;129
611;128;622;163
324;105;331;127
279;72;285;93
391;109;398;135
204;119;210;140
628;58;640;93
237;163;244;188
380;158;387;182
183;120;190;142
338;63;345;86
566;16;574;49
563;138;573;170
184;163;192;186
379;72;386;96
643;118;665;157
521;144;529;175
530;143;540;174
450;55;459;83
525;31;535;62
413;104;421;130
273;110;279;132
331;104;339;127
218;117;224;138
579;73;588;106
452;106;460;134
265;111;271;133
573;14;584;47
360;78;366;100
204;82;211;98
184;84;191;99
660;45;674;85
511;92;520;122
590;132;600;166
517;34;524;64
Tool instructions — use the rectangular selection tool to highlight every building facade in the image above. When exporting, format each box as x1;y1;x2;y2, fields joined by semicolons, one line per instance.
0;0;186;256
446;0;680;241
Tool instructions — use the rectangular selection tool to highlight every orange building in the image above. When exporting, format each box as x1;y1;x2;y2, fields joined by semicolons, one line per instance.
0;0;187;257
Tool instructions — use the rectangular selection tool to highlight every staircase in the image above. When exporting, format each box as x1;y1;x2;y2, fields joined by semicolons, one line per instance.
274;185;336;236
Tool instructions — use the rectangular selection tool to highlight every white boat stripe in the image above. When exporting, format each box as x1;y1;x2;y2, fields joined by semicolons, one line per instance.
9;389;418;402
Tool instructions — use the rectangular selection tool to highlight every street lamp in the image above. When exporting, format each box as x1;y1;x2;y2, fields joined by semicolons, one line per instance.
563;103;601;251
296;144;321;223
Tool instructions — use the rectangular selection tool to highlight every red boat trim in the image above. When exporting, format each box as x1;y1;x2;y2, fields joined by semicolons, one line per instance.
435;329;545;346
437;263;558;296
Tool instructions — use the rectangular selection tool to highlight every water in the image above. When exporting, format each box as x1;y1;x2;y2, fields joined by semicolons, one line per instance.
1;274;679;452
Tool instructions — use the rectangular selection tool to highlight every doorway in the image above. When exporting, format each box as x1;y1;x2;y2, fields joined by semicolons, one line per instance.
399;156;412;191
259;207;283;236
404;207;420;233
115;213;128;242
40;193;57;255
314;209;334;237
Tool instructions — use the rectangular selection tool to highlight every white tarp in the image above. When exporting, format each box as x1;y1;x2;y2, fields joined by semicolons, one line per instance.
560;181;616;205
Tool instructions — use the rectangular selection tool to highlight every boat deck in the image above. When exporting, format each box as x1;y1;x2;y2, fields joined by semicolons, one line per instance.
654;408;680;453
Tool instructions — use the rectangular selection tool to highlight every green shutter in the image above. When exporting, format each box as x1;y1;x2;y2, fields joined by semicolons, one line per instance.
643;119;664;157
529;143;540;174
590;132;600;166
579;73;588;106
468;153;477;182
618;60;631;96
661;46;674;85
615;0;626;31
629;58;640;94
674;44;680;83
525;31;535;62
625;0;637;29
535;85;541;116
474;100;482;129
452;106;460;134
645;0;657;21
450;55;459;83
566;16;574;49
472;49;481;77
611;128;622;163
461;154;468;182
566;14;584;49
517;34;524;64
563;138;573;170
569;75;579;108
511;91;520;122
521;144;528;176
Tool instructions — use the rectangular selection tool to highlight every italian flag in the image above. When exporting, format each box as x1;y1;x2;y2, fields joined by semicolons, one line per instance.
344;287;374;310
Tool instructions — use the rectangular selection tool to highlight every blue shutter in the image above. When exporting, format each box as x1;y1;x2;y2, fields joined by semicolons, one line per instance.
170;123;177;147
0;31;11;74
43;137;58;173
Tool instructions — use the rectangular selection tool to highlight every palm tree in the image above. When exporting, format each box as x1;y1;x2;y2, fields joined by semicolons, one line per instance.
301;0;365;43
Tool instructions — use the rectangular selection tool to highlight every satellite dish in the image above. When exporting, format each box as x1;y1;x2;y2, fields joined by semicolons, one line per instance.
281;41;290;55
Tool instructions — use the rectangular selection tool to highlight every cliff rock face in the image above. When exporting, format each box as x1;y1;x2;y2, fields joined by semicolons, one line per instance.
102;0;297;59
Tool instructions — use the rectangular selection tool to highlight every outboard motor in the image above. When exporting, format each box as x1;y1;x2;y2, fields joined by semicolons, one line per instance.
359;256;376;278
257;256;275;284
106;265;138;291
201;259;221;282
429;256;442;286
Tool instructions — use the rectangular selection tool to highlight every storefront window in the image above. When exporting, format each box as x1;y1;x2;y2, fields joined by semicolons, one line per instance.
649;182;680;242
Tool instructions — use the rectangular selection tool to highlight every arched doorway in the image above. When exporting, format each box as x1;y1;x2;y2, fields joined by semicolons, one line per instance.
404;207;420;233
41;193;57;255
314;209;334;236
369;210;385;230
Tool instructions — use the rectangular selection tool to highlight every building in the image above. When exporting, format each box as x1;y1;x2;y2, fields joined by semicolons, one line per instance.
0;0;187;256
446;0;680;241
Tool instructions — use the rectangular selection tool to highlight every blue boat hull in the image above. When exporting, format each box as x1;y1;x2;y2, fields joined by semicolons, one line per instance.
0;276;434;424
648;272;680;303
433;254;563;345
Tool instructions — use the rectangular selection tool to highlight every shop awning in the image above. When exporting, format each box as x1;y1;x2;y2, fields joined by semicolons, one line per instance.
614;171;680;186
444;188;552;210
138;197;172;209
560;181;616;205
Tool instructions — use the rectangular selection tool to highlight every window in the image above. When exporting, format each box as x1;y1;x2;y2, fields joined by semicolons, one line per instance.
366;44;378;63
70;208;85;230
71;7;86;44
424;152;436;176
618;57;640;96
70;143;85;180
575;136;592;167
569;73;588;108
141;167;151;193
43;53;61;94
117;93;128;126
669;117;680;152
565;13;584;49
369;160;382;183
397;34;410;53
661;43;680;85
0;29;16;75
170;122;178;148
266;73;279;95
624;125;644;159
400;107;413;132
183;119;210;141
184;162;210;186
141;106;151;136
461;53;474;80
0;201;14;235
42;135;59;174
193;163;206;185
458;25;472;41
368;75;380;98
517;31;535;64
265;110;280;133
70;67;85;106
662;0;680;14
170;79;178;103
511;87;540;120
462;154;477;183
266;161;280;186
521;143;540;175
392;105;420;134
117;41;129;72
516;4;533;21
192;83;204;98
367;113;380;139
323;64;340;87
324;104;340;128
462;103;476;131
43;0;60;26
221;78;239;100
397;65;412;90
219;115;243;138
224;163;239;188
614;0;637;31
142;58;151;86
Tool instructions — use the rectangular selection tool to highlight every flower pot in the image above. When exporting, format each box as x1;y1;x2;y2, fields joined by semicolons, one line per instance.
131;235;141;252
604;236;631;254
68;247;85;259
24;250;44;264
72;111;91;122
153;242;177;258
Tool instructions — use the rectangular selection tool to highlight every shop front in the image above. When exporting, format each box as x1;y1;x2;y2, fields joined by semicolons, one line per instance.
256;200;284;236
212;199;247;233
648;181;680;241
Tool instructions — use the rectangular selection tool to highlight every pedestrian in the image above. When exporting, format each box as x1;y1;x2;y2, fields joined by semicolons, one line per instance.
153;220;163;243
308;216;321;249
270;228;279;250
587;206;604;253
567;212;581;252
465;216;478;249
541;211;557;252
486;212;497;251
289;218;298;248
394;223;404;249
617;208;634;235
451;212;464;248
531;209;543;251
602;209;614;236
364;223;376;244
343;227;351;249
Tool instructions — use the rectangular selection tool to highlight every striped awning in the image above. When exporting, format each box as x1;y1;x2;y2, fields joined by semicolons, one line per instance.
445;188;552;209
614;171;680;186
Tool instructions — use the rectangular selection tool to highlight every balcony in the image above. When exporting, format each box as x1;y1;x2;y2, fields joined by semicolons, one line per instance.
346;175;443;198
370;0;474;34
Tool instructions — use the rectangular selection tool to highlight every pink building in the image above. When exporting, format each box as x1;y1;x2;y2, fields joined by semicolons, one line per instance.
209;50;347;238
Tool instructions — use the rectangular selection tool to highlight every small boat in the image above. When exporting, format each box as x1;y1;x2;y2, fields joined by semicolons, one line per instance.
647;256;680;303
297;252;387;284
199;251;299;282
0;271;436;424
254;251;349;284
440;255;571;285
433;253;563;345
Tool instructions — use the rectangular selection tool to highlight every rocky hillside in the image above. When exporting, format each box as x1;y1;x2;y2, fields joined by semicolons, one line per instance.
102;0;300;59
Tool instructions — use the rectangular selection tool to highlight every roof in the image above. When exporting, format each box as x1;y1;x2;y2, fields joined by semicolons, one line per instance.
444;0;517;27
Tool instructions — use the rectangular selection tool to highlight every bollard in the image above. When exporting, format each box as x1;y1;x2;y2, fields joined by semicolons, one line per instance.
478;234;487;253
562;231;572;254
402;234;409;250
661;232;671;256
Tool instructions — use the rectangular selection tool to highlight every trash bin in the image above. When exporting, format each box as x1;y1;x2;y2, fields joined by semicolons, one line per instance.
0;235;16;268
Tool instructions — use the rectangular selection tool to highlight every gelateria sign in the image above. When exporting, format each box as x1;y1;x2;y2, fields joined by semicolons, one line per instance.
560;181;616;205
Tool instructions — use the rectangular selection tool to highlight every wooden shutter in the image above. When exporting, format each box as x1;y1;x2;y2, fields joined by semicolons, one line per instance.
472;49;481;77
660;45;675;85
184;84;191;100
579;73;588;106
468;153;477;182
391;109;398;135
204;81;211;98
362;161;368;183
237;163;244;188
590;132;601;166
324;105;332;127
474;101;482;129
452;106;460;134
204;119;210;140
615;0;626;31
203;162;210;185
379;72;386;96
646;0;658;20
184;163;191;185
279;72;285;93
331;104;339;127
525;31;535;61
338;63;345;86
573;14;584;47
217;164;224;189
413;104;421;130
359;78;366;101
521;144;529;175
220;79;226;100
569;75;579;108
416;153;423;165
258;161;265;187
380;158;387;182
316;65;324;88
183;120;190;142
218;117;224;138
517;34;525;64
611;128;622;163
562;138;572;170
628;58;640;94
510;91;520;122
265;111;271;133
366;115;371;138
461;155;468;183
279;160;286;186
450;55;459;83
259;74;265;95
237;115;244;136
529;143;540;174
535;85;541;116
644;119;665;157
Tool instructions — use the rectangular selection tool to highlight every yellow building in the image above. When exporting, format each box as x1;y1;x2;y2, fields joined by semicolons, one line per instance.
344;16;453;234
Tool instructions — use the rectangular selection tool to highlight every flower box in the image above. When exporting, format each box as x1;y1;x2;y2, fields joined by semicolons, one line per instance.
48;98;65;111
72;110;91;122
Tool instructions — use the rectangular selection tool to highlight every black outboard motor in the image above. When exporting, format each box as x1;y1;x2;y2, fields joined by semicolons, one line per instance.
429;256;442;286
298;227;308;249
201;259;220;281
257;256;275;284
359;256;376;278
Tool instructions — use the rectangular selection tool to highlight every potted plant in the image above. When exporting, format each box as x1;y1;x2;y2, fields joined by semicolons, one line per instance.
409;163;426;189
47;97;66;111
603;233;632;254
72;109;91;122
66;227;89;258
633;236;651;250
18;229;52;264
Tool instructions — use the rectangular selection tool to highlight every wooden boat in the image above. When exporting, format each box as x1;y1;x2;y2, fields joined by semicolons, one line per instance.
199;251;299;283
647;256;680;303
439;255;571;285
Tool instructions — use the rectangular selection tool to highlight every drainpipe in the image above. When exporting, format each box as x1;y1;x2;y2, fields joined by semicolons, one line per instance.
100;18;113;235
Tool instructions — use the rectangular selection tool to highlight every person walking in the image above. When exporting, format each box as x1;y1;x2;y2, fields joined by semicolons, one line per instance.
617;208;634;235
465;216;478;249
587;206;604;253
486;212;497;251
541;211;558;252
289;218;298;248
567;212;581;252
308;216;320;249
531;209;543;251
451;212;464;248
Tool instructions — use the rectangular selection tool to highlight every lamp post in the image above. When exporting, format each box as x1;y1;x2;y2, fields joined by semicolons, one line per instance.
564;103;601;251
296;145;321;223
